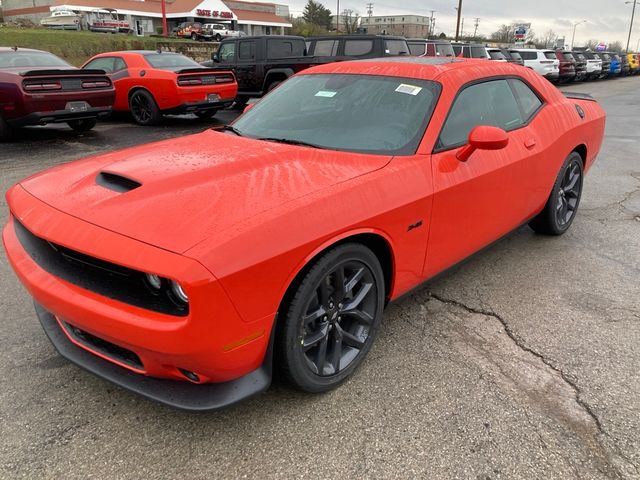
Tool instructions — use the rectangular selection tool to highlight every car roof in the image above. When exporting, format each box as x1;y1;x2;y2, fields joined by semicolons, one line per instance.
407;39;451;44
308;35;406;41
0;47;50;53
304;56;528;82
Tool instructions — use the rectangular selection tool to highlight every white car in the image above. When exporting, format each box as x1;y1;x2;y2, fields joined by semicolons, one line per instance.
514;49;560;81
486;48;508;62
203;23;245;41
579;50;603;79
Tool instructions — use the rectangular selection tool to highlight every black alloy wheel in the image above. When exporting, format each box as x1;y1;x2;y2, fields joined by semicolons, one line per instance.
529;152;584;235
129;90;161;126
277;243;385;393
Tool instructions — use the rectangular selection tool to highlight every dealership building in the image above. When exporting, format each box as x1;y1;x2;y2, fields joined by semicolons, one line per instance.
1;0;291;36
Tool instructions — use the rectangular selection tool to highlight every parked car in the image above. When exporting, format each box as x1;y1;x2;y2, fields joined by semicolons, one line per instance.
407;39;454;57
173;22;208;41
554;50;576;83
503;49;525;66
0;47;114;141
593;52;611;78
607;53;622;77
514;49;560;81
618;54;630;76
451;42;490;59
203;23;245;42
205;35;327;105
570;51;588;81
627;52;639;74
82;51;237;125
305;35;410;58
486;48;508;62
3;57;606;410
580;50;603;79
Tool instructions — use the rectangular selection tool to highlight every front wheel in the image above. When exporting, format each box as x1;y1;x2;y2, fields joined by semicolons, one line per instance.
191;32;197;41
277;243;385;393
67;118;97;132
529;152;584;235
215;34;221;42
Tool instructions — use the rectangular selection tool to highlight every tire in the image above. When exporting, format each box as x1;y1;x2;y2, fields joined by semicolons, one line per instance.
267;80;282;92
191;32;197;41
194;109;218;119
67;118;97;132
276;243;385;393
129;89;162;126
529;152;584;235
215;34;221;42
233;97;249;109
0;115;12;142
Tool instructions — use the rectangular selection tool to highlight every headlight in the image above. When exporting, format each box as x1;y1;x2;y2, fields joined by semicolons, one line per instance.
145;273;162;290
170;281;189;304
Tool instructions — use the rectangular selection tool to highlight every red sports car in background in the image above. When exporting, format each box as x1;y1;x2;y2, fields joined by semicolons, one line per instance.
0;47;114;141
3;58;605;410
82;51;237;125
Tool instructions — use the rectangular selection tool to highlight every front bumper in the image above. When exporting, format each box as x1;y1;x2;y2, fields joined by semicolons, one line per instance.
3;185;274;410
8;106;112;127
35;302;272;411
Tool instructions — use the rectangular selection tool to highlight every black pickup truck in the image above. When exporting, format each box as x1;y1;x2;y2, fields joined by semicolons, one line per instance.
205;35;410;105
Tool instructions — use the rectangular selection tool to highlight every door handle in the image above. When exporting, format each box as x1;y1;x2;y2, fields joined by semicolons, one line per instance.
524;138;537;149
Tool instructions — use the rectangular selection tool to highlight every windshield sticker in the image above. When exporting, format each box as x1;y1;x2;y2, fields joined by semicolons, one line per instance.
315;90;337;98
395;84;423;96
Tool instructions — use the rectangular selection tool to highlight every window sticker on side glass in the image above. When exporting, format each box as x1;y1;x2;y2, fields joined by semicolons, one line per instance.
315;90;337;98
395;84;423;96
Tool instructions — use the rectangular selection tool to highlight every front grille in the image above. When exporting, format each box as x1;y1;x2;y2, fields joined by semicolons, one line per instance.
14;219;188;316
60;320;144;370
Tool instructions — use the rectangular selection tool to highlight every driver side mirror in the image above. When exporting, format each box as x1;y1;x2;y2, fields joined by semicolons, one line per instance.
456;125;509;162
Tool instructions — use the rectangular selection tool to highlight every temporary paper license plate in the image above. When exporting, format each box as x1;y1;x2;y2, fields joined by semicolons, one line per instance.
65;101;89;112
207;93;221;103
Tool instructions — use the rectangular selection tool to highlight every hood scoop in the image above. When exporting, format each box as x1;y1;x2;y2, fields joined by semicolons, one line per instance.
96;171;142;193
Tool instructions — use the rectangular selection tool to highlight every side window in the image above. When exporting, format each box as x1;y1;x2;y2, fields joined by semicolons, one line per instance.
114;57;127;71
452;45;462;56
384;40;408;55
314;40;338;56
519;51;536;61
344;40;374;56
238;40;256;60
438;79;523;149
84;57;115;72
509;79;543;121
217;42;235;62
267;39;305;58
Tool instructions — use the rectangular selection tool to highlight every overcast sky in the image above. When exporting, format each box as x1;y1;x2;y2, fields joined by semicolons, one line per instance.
285;0;639;48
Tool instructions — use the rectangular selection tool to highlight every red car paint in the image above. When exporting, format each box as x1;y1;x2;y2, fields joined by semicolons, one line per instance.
81;51;237;115
0;47;114;129
3;58;606;409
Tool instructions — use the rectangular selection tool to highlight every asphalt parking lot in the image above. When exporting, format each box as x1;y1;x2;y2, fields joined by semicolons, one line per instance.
1;78;639;479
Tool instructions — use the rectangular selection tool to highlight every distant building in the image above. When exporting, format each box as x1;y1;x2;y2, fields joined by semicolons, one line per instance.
1;0;291;35
360;15;430;38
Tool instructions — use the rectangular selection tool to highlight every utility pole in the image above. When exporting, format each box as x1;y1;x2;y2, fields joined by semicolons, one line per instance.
429;10;435;38
473;17;480;39
336;0;340;32
571;20;586;50
366;2;373;18
626;0;637;52
454;0;463;41
460;17;465;38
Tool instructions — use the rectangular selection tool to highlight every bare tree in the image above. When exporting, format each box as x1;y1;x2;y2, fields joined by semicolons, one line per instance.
608;41;623;52
341;9;360;34
536;29;557;48
584;39;599;50
490;24;513;43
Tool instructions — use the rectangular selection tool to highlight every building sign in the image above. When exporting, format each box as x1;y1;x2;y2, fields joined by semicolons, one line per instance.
595;43;607;51
514;23;530;43
196;9;233;18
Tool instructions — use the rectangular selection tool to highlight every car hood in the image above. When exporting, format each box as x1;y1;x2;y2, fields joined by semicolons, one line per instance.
19;129;391;254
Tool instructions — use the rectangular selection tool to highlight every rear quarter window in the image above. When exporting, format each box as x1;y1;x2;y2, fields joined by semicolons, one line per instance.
344;40;374;56
314;40;338;56
518;51;537;61
544;51;557;60
509;79;543;121
267;39;306;59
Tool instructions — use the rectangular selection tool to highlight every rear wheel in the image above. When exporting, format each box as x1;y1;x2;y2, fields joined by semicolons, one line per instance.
277;243;385;393
129;90;162;126
191;32;198;41
0;115;12;142
529;152;584;235
267;80;282;92
195;109;218;119
67;118;97;132
215;34;222;42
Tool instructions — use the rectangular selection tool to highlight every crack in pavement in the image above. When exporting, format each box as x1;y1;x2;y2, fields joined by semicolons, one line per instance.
428;292;640;479
581;172;640;217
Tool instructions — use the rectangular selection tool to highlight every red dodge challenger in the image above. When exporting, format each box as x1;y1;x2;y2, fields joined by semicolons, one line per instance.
3;58;605;410
82;51;237;125
0;47;114;141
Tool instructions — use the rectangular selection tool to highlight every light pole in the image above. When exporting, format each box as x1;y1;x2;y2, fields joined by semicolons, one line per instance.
627;0;637;52
571;20;586;50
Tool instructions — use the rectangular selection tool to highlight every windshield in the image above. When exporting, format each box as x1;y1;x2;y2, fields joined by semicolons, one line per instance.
563;52;575;61
0;51;70;68
232;74;441;155
488;50;506;60
144;53;201;70
408;42;426;56
509;51;523;61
